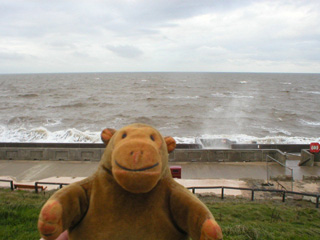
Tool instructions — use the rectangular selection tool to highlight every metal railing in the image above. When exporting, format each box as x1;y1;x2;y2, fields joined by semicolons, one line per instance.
35;182;69;193
187;186;320;208
0;179;69;192
0;179;14;190
266;155;294;191
2;179;319;208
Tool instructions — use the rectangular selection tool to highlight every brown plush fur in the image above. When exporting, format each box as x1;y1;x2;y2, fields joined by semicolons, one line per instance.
38;123;222;240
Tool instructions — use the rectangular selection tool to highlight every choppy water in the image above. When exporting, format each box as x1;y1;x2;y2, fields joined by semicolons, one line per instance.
0;72;319;144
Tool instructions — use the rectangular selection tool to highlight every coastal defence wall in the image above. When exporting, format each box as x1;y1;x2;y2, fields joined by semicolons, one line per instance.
0;143;287;164
170;149;287;164
231;144;309;153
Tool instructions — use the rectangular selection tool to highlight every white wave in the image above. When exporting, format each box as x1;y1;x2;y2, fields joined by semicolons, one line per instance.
281;82;292;85
169;96;200;99
53;129;101;143
213;106;224;112
232;95;254;99
211;93;226;98
261;126;292;136
298;90;320;95
44;119;62;127
195;134;319;145
0;126;101;143
0;125;318;145
174;137;196;144
308;91;320;95
211;92;254;99
174;134;319;145
239;81;247;84
299;119;320;126
159;125;179;131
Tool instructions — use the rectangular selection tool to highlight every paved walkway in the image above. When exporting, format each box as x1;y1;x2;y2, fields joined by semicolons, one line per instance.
1;160;320;182
1;160;320;196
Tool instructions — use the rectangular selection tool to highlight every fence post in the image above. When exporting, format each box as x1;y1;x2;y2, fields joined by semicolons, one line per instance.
35;182;38;193
266;155;269;185
251;190;255;201
316;195;319;208
282;191;286;202
221;187;224;199
59;184;63;189
291;169;294;191
10;181;14;191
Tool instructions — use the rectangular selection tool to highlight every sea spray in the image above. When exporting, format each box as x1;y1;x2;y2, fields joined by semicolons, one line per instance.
0;125;318;144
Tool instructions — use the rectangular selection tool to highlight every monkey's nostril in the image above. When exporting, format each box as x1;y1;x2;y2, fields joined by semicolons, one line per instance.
130;151;134;156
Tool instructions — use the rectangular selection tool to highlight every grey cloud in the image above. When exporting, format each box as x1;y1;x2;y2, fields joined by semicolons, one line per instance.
45;40;76;50
0;0;319;73
0;51;33;61
101;0;255;37
72;51;92;59
106;45;143;59
1;0;252;38
119;0;253;23
0;1;112;38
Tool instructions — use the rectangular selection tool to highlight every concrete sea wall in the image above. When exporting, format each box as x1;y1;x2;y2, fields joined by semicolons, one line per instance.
0;143;287;164
170;149;287;165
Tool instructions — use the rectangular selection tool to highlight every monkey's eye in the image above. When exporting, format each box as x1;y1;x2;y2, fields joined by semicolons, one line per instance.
122;133;127;139
150;135;155;141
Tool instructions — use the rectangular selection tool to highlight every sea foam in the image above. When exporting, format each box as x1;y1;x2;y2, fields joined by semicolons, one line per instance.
1;126;318;144
0;126;101;143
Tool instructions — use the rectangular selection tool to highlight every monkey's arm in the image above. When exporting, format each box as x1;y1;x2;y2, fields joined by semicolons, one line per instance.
38;183;89;240
169;184;222;240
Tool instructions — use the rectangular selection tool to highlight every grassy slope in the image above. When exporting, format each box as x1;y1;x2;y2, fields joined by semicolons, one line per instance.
206;200;320;240
0;189;51;240
1;189;320;240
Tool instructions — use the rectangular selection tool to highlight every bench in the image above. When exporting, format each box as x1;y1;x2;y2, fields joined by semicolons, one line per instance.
14;184;47;191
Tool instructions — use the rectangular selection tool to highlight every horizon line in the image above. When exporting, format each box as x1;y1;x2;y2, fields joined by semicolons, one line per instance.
0;71;319;75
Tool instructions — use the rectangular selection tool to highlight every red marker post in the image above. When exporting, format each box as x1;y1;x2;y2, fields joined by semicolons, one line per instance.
310;142;320;153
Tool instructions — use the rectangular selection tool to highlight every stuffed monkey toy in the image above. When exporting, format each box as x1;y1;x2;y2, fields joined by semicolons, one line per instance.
38;123;222;240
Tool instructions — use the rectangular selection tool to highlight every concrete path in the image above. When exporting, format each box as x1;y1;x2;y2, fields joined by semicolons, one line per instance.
1;160;320;182
1;160;320;196
0;160;98;181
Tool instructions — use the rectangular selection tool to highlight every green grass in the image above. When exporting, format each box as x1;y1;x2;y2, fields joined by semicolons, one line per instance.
1;188;320;240
204;198;320;240
0;188;52;240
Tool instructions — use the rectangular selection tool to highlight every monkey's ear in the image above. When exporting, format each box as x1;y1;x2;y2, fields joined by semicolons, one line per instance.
101;128;116;145
164;136;176;153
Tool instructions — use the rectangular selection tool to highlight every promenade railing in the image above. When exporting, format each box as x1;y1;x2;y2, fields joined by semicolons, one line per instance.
34;182;69;193
0;179;14;190
1;179;319;208
266;155;294;191
187;186;320;208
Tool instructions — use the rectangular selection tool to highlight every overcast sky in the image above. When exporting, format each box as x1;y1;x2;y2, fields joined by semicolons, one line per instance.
0;0;319;74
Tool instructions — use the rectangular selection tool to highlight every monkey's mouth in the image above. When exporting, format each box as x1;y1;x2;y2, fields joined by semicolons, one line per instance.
115;160;159;172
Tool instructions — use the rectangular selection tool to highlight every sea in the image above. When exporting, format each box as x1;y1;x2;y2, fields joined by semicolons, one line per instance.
0;72;319;145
